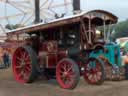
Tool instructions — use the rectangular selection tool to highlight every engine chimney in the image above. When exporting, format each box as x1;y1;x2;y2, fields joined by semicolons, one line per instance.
34;0;40;23
73;0;81;14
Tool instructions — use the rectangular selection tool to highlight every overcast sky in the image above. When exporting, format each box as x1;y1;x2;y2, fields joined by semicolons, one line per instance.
0;0;128;26
81;0;128;21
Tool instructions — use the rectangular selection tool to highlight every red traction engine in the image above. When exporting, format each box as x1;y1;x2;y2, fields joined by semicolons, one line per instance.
7;10;117;89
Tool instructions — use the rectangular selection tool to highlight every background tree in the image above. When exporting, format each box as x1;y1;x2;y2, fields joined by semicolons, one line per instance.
98;19;128;41
5;24;24;30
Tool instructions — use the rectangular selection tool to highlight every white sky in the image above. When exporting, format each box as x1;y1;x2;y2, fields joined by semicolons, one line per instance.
0;0;127;35
0;0;127;23
82;0;128;21
0;0;127;34
0;0;128;20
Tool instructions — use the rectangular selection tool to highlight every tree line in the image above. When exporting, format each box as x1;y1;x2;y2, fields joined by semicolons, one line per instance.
112;19;128;40
98;19;128;41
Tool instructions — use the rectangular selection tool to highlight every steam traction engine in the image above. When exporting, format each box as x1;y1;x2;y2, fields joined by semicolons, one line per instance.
87;10;122;80
7;10;117;89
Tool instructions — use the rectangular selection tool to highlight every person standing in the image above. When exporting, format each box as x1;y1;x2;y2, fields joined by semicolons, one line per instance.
3;50;10;68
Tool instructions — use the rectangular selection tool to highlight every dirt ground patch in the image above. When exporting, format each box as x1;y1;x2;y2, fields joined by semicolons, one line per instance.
0;68;128;96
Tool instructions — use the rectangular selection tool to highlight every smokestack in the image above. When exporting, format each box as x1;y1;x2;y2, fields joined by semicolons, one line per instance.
34;0;40;23
73;0;81;14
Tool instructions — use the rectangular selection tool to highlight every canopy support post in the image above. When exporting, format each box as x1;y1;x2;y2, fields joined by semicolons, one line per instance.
88;16;91;44
106;22;112;43
103;17;106;42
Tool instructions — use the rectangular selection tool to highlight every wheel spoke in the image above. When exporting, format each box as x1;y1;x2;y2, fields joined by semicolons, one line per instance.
16;57;22;62
61;76;66;82
86;73;90;77
23;52;27;59
65;77;72;85
25;55;30;61
18;49;23;57
86;63;92;71
60;74;64;78
96;63;101;70
68;71;75;77
25;60;31;65
93;74;98;82
16;60;22;65
15;65;22;69
24;55;31;64
63;63;67;71
60;70;64;75
97;71;102;76
95;63;102;80
18;71;24;78
22;72;29;80
90;74;96;83
96;72;102;80
25;65;31;72
89;69;98;83
88;74;93;80
67;64;73;72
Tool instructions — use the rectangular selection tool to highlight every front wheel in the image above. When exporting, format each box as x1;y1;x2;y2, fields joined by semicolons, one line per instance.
56;58;80;89
83;57;105;85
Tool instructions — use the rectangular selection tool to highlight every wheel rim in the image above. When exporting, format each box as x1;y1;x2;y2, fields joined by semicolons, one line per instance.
84;58;102;84
56;60;76;89
13;47;32;83
99;55;111;80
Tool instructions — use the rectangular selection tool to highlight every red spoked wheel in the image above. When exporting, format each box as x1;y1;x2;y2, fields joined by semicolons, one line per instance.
56;58;80;89
83;57;105;85
12;46;38;83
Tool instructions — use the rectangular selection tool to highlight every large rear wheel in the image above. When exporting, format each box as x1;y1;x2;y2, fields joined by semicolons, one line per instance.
83;57;105;85
56;58;80;89
12;46;38;83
